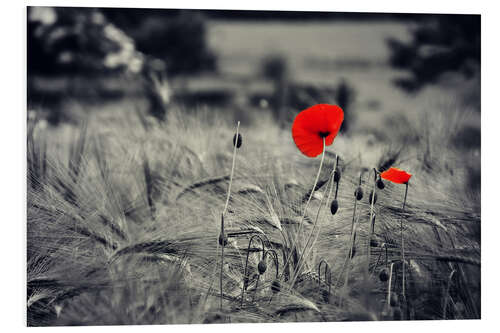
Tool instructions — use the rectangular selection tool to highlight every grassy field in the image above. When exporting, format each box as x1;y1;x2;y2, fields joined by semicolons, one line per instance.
27;20;480;325
27;103;480;325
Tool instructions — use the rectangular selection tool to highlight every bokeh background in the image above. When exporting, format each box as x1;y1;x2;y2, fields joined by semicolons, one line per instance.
27;6;480;191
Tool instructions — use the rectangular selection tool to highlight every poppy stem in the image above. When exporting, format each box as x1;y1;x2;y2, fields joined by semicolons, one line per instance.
220;121;240;311
299;137;326;232
334;156;340;199
240;235;265;307
346;216;358;287
289;150;336;288
386;262;395;311
333;177;360;293
223;121;240;217
365;168;378;283
220;214;224;310
288;138;326;283
401;182;409;303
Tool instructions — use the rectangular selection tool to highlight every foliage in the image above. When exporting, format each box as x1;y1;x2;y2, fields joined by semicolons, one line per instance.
28;7;143;76
387;15;480;92
104;9;217;77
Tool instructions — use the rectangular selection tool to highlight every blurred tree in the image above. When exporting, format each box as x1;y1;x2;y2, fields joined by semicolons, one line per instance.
334;78;356;134
103;9;217;77
102;9;217;121
261;54;289;127
387;15;480;92
27;7;144;76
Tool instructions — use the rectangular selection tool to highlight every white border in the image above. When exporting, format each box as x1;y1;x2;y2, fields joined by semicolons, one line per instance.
2;0;499;331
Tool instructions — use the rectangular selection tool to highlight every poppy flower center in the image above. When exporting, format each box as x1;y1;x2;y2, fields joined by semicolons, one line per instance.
318;131;330;138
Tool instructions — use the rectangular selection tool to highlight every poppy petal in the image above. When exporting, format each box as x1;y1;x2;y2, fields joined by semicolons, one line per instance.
292;104;344;157
380;167;412;184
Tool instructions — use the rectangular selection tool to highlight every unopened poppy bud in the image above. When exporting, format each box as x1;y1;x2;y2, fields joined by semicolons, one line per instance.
379;268;389;282
355;186;363;200
271;279;281;293
218;233;228;247
258;260;267;275
322;290;330;303
333;169;341;182
233;133;242;148
376;177;385;189
368;190;377;205
370;238;379;247
330;199;339;215
390;293;399;307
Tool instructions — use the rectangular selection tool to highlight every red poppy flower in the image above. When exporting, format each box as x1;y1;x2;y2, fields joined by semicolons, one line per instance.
380;167;412;184
292;104;344;157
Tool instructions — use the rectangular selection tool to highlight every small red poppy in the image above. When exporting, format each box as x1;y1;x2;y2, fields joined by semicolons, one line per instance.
380;167;412;184
292;104;344;157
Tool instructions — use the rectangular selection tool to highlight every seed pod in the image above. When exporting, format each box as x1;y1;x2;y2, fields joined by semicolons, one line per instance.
368;190;377;205
233;133;242;148
355;186;363;201
322;290;330;303
376;178;385;189
271;279;281;293
333;169;341;182
218;233;228;246
258;260;267;275
330;199;339;215
379;268;389;282
393;307;402;320
390;293;399;307
370;238;379;247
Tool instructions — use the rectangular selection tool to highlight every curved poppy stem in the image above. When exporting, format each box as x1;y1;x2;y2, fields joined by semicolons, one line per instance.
289;153;336;288
240;235;266;307
401;182;409;303
266;249;280;279
261;249;279;281
297;138;326;238
285;138;326;284
264;250;280;304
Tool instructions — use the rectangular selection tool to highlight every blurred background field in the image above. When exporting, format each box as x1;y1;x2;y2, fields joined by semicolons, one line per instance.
27;7;481;325
28;9;480;127
28;8;480;187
